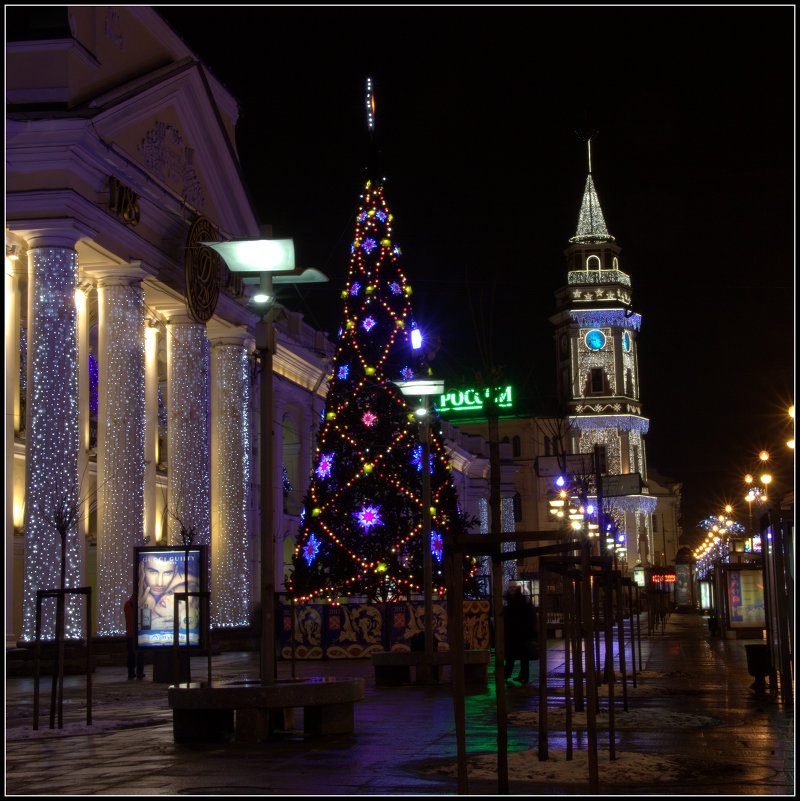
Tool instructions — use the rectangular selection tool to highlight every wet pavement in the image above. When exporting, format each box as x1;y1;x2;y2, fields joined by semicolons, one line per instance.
5;610;794;795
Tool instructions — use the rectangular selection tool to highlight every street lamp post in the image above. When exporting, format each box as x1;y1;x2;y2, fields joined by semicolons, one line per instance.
397;378;444;669
201;238;327;685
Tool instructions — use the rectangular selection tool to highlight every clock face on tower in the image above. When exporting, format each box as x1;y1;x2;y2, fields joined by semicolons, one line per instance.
623;331;632;352
585;329;606;351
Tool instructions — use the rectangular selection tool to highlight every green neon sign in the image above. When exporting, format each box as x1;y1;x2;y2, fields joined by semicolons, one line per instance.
437;386;514;414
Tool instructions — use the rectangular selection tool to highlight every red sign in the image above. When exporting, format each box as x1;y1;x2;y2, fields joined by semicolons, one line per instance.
651;573;676;583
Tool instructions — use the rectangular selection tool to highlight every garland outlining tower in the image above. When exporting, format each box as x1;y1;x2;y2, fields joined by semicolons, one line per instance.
549;136;656;567
289;79;478;603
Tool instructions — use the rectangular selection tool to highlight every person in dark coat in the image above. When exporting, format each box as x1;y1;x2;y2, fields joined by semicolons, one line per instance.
503;582;535;685
124;594;145;679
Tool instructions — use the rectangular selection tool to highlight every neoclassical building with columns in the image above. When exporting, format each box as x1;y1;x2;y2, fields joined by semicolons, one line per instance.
6;7;518;647
5;7;339;644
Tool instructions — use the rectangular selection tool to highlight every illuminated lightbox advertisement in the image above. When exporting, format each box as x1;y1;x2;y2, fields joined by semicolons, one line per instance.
675;563;692;606
135;547;205;647
726;567;765;629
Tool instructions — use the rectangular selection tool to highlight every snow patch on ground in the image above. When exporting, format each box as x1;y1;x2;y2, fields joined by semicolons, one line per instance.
431;748;684;784
6;712;171;741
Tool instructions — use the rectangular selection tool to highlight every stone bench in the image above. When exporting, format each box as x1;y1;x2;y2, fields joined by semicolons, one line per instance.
371;649;490;686
167;676;364;743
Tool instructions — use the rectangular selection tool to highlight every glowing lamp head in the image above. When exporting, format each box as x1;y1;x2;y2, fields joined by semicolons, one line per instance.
411;328;422;350
556;476;566;488
252;272;273;305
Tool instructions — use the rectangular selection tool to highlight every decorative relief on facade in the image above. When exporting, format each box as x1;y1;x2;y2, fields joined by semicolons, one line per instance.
138;122;205;208
107;176;140;226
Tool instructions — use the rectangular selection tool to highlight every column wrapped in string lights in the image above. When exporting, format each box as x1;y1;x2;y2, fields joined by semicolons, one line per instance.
209;328;251;628
166;313;211;547
143;321;160;543
95;270;146;635
21;235;82;641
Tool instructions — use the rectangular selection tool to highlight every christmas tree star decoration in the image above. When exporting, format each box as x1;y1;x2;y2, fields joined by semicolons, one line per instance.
315;453;334;479
411;445;434;474
431;531;443;562
354;504;382;532
289;77;480;604
303;533;321;565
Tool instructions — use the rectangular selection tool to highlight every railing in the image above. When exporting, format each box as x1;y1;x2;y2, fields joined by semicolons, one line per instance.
568;269;631;287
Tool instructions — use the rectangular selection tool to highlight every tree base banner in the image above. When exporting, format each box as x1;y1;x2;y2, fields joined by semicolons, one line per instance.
279;600;490;660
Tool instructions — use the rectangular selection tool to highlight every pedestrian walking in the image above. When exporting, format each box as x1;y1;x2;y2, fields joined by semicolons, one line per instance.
503;582;536;685
124;593;145;679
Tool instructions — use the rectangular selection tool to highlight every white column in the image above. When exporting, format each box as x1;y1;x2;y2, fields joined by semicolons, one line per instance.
165;310;211;547
94;267;146;636
208;326;251;628
75;281;92;606
5;243;24;646
19;225;89;641
143;320;160;544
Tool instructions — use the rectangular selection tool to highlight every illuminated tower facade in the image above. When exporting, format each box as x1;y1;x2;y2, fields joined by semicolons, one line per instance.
549;155;656;567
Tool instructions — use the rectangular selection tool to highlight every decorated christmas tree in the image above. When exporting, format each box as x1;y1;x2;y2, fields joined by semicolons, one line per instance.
289;81;478;604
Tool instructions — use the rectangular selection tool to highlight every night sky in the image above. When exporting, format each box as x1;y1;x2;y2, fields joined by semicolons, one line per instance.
156;6;794;548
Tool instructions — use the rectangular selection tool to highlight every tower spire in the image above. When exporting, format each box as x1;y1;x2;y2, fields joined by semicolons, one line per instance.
570;133;614;244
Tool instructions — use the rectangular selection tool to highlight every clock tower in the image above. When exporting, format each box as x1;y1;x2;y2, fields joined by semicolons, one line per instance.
549;154;656;568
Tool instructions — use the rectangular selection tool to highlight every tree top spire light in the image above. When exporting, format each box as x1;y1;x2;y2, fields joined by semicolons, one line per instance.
366;76;375;132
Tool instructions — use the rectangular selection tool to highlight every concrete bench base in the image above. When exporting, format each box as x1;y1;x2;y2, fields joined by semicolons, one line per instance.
167;677;364;743
371;649;490;686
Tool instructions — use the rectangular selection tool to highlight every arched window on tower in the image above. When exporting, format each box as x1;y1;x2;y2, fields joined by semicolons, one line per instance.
586;255;601;271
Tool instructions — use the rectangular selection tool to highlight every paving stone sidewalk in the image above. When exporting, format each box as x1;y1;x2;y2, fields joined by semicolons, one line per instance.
5;611;794;795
